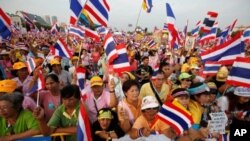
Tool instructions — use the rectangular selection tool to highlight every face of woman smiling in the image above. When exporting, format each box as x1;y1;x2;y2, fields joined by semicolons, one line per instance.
125;85;139;102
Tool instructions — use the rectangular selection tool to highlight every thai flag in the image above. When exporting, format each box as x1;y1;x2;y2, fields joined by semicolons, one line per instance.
26;58;37;74
20;11;34;26
50;38;73;58
162;23;168;32
50;23;59;34
242;26;250;42
80;25;100;41
96;26;108;35
201;32;245;65
72;37;78;47
147;39;156;48
199;23;218;44
200;11;218;33
112;44;131;74
151;63;160;80
219;133;229;141
28;69;45;94
191;20;201;37
166;3;180;49
227;57;250;88
69;0;84;25
68;25;85;39
76;67;88;100
203;61;221;75
104;34;118;64
77;102;92;141
0;8;11;40
83;0;110;27
153;102;193;136
142;0;153;13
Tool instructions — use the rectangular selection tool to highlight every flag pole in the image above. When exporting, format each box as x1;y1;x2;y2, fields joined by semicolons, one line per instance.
134;3;143;32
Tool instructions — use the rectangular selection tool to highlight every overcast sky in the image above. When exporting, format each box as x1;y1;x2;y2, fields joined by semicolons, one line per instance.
1;0;249;31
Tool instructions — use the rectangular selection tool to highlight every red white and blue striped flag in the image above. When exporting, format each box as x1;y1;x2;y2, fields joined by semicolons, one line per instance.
227;57;250;88
201;32;245;65
77;102;92;141
191;20;201;37
242;26;250;42
112;44;131;74
68;25;85;39
69;0;84;25
153;101;193;136
50;38;73;59
0;8;11;40
203;61;221;75
147;39;157;48
76;67;88;100
83;0;110;27
28;69;45;95
26;58;37;74
104;34;118;64
200;11;218;33
151;63;160;80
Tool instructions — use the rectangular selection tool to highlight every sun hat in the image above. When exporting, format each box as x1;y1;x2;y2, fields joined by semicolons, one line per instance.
234;86;250;97
13;62;27;70
71;56;79;61
216;66;229;82
141;96;159;110
0;80;17;93
90;76;103;87
50;59;60;66
188;82;210;95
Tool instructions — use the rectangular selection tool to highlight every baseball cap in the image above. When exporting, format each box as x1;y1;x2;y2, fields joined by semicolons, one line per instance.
178;73;192;81
0;80;17;93
13;62;27;70
216;66;229;82
97;108;113;120
141;96;159;110
90;76;103;87
50;59;60;66
71;56;79;61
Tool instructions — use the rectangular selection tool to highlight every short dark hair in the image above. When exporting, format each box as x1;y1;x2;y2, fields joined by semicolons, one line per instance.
45;73;60;83
60;84;81;99
141;56;149;61
122;80;139;93
0;92;24;112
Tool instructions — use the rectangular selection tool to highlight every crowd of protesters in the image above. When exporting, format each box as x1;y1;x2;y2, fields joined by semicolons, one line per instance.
0;29;250;141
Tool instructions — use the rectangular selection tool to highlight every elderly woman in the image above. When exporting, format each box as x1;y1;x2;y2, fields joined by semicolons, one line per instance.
117;80;141;133
0;92;40;140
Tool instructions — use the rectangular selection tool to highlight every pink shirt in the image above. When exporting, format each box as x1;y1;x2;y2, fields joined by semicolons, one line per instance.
12;76;33;96
85;90;110;123
92;52;100;63
39;90;61;122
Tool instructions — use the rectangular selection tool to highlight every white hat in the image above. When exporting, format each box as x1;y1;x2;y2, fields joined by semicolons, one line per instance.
234;86;250;97
0;50;10;55
141;96;159;110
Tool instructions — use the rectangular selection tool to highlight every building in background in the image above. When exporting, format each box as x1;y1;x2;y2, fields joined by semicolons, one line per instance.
43;15;51;26
51;16;58;24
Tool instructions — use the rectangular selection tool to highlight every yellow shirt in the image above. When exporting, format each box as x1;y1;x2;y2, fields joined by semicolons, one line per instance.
188;100;203;124
139;82;170;103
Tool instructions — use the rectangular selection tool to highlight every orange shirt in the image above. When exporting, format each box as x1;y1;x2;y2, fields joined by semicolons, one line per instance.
118;99;141;124
133;115;169;132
